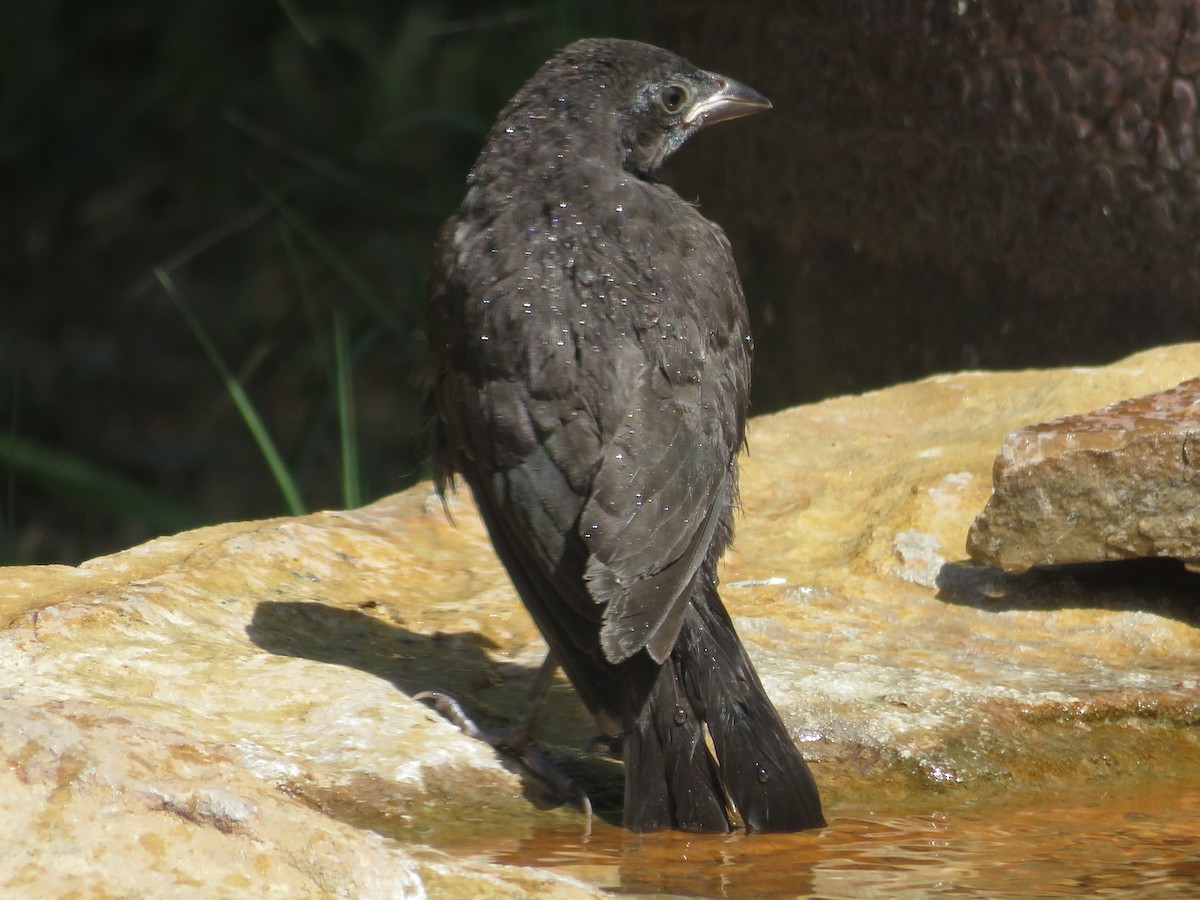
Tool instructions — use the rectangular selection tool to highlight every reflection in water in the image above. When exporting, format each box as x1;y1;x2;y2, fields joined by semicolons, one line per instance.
446;779;1200;897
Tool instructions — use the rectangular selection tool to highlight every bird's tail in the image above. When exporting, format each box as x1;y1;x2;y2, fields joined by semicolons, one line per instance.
622;579;826;833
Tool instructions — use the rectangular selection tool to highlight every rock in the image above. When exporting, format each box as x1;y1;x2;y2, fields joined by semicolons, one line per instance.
2;344;1199;893
968;376;1200;573
0;698;592;898
0;512;599;897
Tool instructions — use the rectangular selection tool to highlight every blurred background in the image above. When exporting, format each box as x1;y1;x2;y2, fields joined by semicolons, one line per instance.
3;1;1198;565
1;1;633;563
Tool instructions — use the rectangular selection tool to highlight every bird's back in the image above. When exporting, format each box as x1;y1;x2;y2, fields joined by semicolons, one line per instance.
424;38;823;832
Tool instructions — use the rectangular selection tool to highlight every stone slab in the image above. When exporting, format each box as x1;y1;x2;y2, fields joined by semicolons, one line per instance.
967;375;1200;572
2;343;1198;894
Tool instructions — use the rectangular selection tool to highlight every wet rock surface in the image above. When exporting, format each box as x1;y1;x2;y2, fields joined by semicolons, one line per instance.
2;344;1199;895
968;376;1200;573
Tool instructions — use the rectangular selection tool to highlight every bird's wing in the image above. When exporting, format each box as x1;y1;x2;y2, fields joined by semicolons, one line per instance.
433;276;736;671
430;183;748;671
581;362;734;666
428;235;611;644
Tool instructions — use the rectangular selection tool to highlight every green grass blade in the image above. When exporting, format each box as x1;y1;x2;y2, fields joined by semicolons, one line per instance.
278;218;329;372
0;433;197;532
155;267;307;516
252;178;402;332
333;312;361;509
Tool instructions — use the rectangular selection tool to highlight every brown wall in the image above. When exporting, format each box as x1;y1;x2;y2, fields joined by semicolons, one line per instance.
645;2;1200;408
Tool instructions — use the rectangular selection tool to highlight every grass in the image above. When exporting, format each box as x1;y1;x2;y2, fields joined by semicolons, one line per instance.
1;1;633;565
157;266;307;516
0;433;198;538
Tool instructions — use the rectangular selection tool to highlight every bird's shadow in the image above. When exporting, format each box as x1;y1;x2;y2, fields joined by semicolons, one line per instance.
245;599;623;820
247;599;508;699
936;556;1200;628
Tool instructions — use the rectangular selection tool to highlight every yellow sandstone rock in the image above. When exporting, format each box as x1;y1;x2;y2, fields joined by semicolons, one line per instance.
2;343;1198;894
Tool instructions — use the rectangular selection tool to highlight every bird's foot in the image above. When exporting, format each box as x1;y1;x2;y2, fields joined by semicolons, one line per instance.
413;688;593;823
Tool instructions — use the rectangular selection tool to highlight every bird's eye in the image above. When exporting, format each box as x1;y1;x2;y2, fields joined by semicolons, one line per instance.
659;84;689;113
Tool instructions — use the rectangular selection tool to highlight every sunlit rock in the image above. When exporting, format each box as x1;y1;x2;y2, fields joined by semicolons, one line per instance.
967;376;1200;572
0;513;599;897
2;344;1198;893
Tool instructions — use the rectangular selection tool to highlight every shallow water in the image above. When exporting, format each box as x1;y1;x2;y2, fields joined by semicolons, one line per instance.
444;778;1200;897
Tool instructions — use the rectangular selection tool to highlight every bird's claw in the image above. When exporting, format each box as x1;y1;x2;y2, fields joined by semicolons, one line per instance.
413;688;593;824
413;690;491;742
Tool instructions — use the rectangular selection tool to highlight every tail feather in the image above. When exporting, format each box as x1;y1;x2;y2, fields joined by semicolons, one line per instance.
624;578;825;833
623;660;731;833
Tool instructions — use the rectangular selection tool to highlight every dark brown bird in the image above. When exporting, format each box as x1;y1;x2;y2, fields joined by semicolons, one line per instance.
424;37;824;833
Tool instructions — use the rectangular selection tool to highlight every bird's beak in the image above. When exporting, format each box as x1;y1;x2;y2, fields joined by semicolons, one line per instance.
683;76;772;128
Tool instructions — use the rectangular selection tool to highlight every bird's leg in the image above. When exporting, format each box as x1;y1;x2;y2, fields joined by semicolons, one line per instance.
414;652;592;820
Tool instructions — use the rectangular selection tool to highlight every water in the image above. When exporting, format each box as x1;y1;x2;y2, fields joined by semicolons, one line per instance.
441;779;1200;897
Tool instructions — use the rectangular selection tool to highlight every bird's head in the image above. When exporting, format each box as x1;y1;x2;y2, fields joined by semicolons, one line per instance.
501;38;771;178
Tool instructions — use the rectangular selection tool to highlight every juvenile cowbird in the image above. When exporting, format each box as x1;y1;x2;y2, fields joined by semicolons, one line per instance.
424;38;825;833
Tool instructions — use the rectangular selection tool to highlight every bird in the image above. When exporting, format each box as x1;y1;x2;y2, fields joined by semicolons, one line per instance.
423;37;825;833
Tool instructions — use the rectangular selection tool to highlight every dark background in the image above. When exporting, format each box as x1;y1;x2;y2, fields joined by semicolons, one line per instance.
3;1;1197;565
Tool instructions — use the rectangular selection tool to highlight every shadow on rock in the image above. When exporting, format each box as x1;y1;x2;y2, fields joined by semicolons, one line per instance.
936;558;1200;628
246;599;505;698
246;600;623;819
